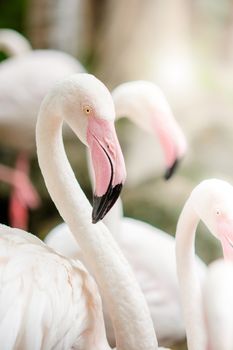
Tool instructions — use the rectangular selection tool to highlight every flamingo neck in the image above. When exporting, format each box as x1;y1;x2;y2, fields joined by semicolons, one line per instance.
102;198;123;237
36;108;158;350
203;261;233;350
0;30;31;57
176;199;207;350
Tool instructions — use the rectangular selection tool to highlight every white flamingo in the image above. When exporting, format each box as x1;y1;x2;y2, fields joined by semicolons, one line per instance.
45;81;206;347
0;73;171;349
176;179;233;350
203;259;233;350
0;29;84;229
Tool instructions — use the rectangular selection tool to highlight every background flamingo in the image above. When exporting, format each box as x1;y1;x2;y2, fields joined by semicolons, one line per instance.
45;80;206;348
0;28;84;229
176;178;233;350
0;73;172;349
0;29;39;229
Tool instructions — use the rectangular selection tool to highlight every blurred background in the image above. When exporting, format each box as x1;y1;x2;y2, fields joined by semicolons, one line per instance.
0;1;233;346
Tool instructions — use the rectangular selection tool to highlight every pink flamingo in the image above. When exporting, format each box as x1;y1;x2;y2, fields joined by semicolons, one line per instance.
0;28;84;229
0;73;170;349
176;179;233;350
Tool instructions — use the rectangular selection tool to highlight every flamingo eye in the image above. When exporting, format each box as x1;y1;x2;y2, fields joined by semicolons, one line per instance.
83;106;92;115
216;209;221;216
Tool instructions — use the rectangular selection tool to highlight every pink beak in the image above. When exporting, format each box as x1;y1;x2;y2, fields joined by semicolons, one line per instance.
87;116;126;223
220;236;233;261
217;218;233;260
150;111;187;180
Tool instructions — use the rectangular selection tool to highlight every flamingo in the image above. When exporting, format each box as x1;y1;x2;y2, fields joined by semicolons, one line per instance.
0;29;85;229
0;29;38;228
176;178;233;350
0;73;171;349
202;259;233;350
45;80;206;347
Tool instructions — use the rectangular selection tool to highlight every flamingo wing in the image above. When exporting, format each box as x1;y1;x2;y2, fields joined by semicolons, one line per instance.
0;225;106;350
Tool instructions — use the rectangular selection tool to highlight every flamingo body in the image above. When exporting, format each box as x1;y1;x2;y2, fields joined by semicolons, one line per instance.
0;225;108;350
0;49;84;151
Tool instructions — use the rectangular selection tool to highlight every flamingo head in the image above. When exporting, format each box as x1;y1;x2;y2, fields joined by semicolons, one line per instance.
58;74;126;223
112;81;187;180
191;179;233;260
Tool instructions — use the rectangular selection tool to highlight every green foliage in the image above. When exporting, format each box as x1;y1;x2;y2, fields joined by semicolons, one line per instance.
0;51;8;61
0;0;28;33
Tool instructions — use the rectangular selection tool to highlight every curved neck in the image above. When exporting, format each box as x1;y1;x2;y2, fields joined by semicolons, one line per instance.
176;199;207;350
102;198;123;237
203;261;233;350
36;108;157;350
0;30;31;57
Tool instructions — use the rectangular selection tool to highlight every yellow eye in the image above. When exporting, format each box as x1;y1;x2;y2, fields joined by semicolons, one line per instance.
83;106;92;115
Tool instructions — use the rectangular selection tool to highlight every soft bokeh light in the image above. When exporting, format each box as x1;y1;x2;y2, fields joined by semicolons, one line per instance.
156;49;197;98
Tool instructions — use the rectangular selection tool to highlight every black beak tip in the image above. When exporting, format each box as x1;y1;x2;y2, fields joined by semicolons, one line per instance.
164;158;180;180
92;183;123;224
92;195;104;224
92;216;99;224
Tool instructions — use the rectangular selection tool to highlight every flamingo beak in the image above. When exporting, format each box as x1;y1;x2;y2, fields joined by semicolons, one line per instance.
92;183;123;223
150;112;187;181
164;158;180;180
217;218;233;260
220;236;233;261
87;117;126;223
